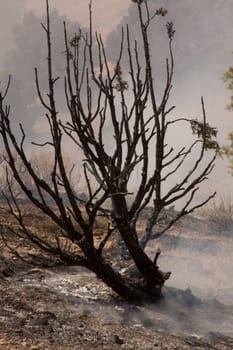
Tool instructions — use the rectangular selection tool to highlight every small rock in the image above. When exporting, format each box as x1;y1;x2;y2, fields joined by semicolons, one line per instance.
2;267;14;277
30;311;56;326
0;340;7;346
114;334;125;345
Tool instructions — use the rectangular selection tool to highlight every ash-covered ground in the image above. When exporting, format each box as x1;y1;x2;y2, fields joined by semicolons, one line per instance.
0;213;233;349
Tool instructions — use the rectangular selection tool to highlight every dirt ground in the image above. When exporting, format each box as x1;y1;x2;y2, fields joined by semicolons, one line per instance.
1;209;233;350
1;266;233;350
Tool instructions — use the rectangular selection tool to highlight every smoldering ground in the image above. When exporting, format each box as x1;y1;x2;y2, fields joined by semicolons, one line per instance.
15;215;233;343
144;214;233;340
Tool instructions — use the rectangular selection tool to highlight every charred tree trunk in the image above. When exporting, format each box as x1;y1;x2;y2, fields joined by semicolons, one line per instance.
86;253;144;303
111;193;165;296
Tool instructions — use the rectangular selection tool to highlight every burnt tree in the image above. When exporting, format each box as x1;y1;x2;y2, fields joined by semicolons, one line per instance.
0;0;218;303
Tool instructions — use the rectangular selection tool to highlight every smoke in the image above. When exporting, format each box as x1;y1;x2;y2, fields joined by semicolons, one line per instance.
159;231;233;304
23;0;131;40
0;0;25;68
106;0;233;200
0;1;232;221
25;219;233;341
141;215;233;340
0;1;232;341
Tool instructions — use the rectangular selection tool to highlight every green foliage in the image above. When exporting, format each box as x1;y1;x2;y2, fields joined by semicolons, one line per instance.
70;33;82;48
166;21;175;40
190;119;219;151
221;132;233;174
131;0;168;18
156;8;168;17
114;64;129;92
222;66;233;172
222;66;233;110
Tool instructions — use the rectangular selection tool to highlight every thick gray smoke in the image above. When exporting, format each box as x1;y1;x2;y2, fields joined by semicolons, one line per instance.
106;0;233;199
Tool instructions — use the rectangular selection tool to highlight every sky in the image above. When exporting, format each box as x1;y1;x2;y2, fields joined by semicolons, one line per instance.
0;0;233;200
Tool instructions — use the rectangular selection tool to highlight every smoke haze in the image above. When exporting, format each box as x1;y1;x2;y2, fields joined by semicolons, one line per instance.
23;0;131;39
0;0;232;197
0;1;233;341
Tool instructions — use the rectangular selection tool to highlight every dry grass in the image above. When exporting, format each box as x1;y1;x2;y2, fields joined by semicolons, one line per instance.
0;204;118;262
198;196;233;233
